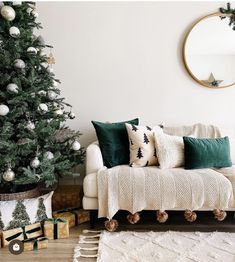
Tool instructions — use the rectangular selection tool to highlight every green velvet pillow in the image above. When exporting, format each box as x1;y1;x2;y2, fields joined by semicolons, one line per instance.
183;136;232;170
92;118;139;168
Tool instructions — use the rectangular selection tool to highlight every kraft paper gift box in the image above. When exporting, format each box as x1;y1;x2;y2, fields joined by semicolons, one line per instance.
43;218;69;240
76;209;90;224
23;237;48;251
2;222;43;247
53;208;90;228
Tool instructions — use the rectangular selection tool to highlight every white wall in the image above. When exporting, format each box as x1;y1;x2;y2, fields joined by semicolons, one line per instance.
37;1;235;163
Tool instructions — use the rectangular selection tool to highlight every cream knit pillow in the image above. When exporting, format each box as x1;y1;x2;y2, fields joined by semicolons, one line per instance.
125;123;162;167
154;131;184;169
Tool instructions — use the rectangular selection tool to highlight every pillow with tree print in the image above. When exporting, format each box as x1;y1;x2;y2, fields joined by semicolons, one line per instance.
0;191;53;230
125;123;163;167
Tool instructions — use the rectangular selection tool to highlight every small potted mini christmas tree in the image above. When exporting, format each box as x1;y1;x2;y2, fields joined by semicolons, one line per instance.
0;2;85;197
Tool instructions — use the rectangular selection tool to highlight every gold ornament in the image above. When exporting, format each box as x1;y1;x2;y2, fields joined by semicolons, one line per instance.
1;6;16;21
47;49;55;65
3;168;15;182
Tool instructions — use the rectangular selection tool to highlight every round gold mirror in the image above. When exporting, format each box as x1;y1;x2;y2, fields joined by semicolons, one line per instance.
183;13;235;88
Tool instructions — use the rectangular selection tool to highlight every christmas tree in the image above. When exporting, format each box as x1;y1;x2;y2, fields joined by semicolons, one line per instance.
143;133;149;144
0;210;4;230
35;197;47;222
0;2;85;193
137;148;143;159
8;200;30;229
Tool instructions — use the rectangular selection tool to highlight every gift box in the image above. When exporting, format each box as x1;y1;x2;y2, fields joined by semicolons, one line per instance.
23;237;48;251
53;208;77;228
43;218;69;240
52;185;83;211
76;209;90;224
53;208;90;228
2;223;43;247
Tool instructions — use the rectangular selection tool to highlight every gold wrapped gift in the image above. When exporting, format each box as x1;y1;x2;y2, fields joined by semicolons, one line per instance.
23;237;48;251
53;208;90;227
43;218;69;240
2;223;43;247
76;209;90;224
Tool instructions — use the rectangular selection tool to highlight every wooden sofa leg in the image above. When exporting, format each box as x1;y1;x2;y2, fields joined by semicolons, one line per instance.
90;210;97;229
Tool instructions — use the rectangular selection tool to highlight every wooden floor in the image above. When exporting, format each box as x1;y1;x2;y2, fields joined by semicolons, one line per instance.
0;223;88;262
1;211;235;262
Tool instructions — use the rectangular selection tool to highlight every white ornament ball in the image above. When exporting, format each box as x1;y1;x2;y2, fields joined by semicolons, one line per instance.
30;157;40;168
47;67;54;73
69;112;75;119
27;47;37;54
14;59;25;69
38;103;48;112
3;168;15;182
55;109;63;115
44;151;54;160
7;83;18;93
52;80;58;87
31;10;38;18
1;6;16;21
38;90;46;96
9;26;20;37
12;1;22;6
48;90;57;100
26;121;35;130
0;104;9;116
40;50;46;56
71;141;81;151
26;7;33;14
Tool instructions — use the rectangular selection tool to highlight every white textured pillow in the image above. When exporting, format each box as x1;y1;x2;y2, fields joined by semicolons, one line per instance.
0;191;53;230
126;123;163;167
154;131;184;169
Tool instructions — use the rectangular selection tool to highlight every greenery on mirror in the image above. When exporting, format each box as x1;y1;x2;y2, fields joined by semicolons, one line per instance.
0;2;85;193
220;2;235;30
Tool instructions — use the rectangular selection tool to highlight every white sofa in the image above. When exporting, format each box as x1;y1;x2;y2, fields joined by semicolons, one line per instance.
83;124;235;228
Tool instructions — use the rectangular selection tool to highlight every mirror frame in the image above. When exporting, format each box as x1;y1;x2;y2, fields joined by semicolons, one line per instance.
183;12;235;89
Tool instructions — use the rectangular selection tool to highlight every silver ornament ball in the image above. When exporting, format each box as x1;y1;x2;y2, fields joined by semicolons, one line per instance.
0;104;9;116
26;121;35;130
1;6;16;21
12;2;22;6
7;83;19;94
47;67;54;73
27;47;37;54
30;157;40;168
38;103;48;112
55;109;63;115
71;141;81;151
31;10;38;18
3;168;15;182
44;151;54;160
38;90;46;96
9;26;20;37
48;90;57;100
69;112;76;119
14;59;25;69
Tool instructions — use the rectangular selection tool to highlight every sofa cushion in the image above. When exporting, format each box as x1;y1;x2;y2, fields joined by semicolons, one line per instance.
184;136;232;169
154;131;184;169
125;124;162;167
92;118;139;168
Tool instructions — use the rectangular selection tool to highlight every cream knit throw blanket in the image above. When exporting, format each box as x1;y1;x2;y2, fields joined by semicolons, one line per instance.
97;166;233;219
97;124;234;219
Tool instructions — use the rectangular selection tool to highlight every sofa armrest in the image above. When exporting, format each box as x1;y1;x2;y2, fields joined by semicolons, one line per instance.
86;141;104;175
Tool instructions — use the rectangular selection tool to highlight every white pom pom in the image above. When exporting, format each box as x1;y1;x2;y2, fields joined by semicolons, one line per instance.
26;121;35;130
44;151;54;160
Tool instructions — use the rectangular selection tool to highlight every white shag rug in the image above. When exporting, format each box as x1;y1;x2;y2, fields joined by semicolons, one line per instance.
97;231;235;262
